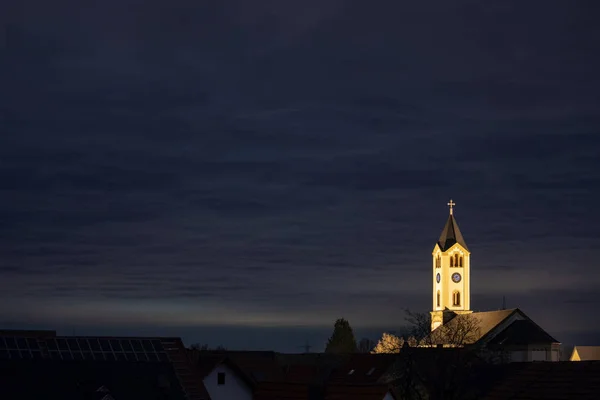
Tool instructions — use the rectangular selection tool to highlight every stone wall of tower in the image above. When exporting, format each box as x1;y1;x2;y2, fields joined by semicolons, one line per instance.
432;243;470;311
431;243;471;331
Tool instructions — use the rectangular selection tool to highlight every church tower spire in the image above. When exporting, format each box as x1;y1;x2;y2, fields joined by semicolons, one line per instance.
430;200;472;331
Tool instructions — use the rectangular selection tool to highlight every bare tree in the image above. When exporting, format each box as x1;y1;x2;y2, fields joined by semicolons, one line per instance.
372;332;404;354
403;309;482;347
387;309;489;400
189;343;226;351
358;337;376;353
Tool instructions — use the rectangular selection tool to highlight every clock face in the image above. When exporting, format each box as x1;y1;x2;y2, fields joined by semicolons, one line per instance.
452;273;461;283
436;273;440;283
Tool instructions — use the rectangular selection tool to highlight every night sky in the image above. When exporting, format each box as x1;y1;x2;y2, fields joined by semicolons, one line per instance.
2;0;600;352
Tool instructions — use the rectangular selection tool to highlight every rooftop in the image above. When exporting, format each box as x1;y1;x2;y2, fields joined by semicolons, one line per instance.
437;214;468;251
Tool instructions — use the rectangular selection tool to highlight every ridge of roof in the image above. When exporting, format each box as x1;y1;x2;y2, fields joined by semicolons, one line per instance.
437;214;468;251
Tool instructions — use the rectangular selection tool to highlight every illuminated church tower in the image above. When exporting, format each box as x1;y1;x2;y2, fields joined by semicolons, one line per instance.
430;200;472;331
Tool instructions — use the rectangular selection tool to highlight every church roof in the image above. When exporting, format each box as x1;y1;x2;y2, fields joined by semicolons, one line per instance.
430;308;559;346
437;214;468;251
486;319;559;346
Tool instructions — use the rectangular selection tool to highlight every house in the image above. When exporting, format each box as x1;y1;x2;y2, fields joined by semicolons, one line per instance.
191;351;284;400
277;353;346;385
570;345;600;361
327;353;398;385
429;308;561;362
191;351;401;400
324;384;396;400
253;382;396;400
0;329;209;399
481;361;600;400
0;358;188;399
253;381;314;400
386;346;487;400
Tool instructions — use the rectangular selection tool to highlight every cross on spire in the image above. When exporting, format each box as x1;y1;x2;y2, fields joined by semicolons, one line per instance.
447;199;456;215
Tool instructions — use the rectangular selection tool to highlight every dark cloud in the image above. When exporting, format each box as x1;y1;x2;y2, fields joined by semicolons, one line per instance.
1;0;600;350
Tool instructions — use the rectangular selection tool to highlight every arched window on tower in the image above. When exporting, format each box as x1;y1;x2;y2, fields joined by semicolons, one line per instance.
450;256;454;267
454;254;459;267
437;291;440;308
437;256;441;268
459;256;463;267
453;291;461;307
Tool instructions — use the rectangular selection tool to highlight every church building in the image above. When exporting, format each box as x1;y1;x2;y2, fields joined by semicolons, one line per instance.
427;201;561;362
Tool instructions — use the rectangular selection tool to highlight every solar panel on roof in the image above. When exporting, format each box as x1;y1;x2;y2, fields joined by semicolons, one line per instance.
151;340;163;351
110;339;123;352
16;337;27;349
121;340;133;352
99;339;111;352
142;340;154;352
66;338;79;351
131;340;143;352
5;337;17;348
26;338;39;349
78;338;91;351
0;334;178;363
88;339;101;352
56;338;68;351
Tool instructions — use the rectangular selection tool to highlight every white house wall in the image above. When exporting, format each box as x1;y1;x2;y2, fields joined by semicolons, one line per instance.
383;392;395;400
203;364;252;400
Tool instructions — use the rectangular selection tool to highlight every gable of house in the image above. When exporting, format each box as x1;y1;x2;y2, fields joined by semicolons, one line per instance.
570;346;600;361
203;362;253;400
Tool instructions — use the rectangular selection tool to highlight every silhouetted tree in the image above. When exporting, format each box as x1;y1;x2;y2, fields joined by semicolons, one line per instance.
388;309;493;400
189;343;226;351
325;318;357;353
